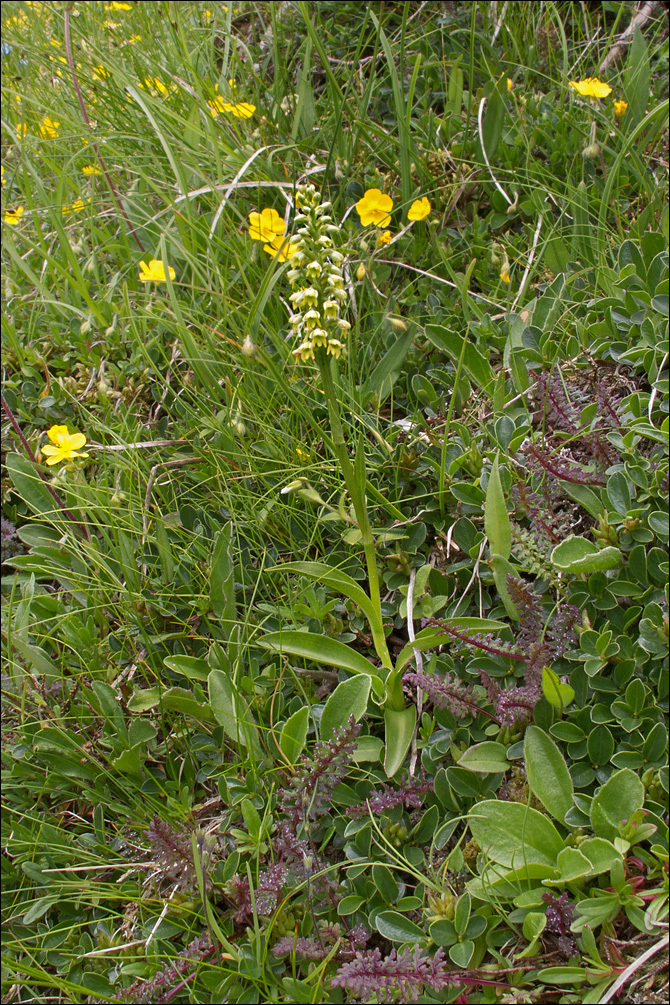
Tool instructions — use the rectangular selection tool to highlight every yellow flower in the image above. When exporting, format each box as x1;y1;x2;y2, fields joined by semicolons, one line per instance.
81;164;101;175
1;165;5;187
39;116;60;139
207;95;254;118
376;230;392;248
263;235;299;262
103;20;121;29
507;77;514;91
127;34;142;44
138;259;176;283
408;196;431;221
92;64;108;80
295;446;309;461
355;188;393;227
42;425;89;466
4;206;24;226
614;100;628;118
203;9;213;19
16;123;28;139
105;2;133;10
222;101;255;119
140;77;174;98
249;207;286;242
569;77;612;99
62;198;89;216
500;262;511;284
49;37;61;46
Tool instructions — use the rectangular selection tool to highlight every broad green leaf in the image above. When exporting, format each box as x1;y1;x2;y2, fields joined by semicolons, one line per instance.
551;535;622;573
210;523;236;627
337;895;365;916
624;27;651;127
468;800;563;868
481;77;505;161
542;667;575;712
590;768;645;841
384;705;417;778
375;910;424;943
258;631;379;678
490;553;520;620
352;735;384;763
458;741;510;774
208;669;261;754
320;675;371;741
279;706;309;764
561;482;605;519
161;687;216;724
127;687;161;712
578;838;622;876
5;452;60;518
372;865;399;903
536;967;588;986
425;324;494;388
467;863;556;902
485;454;511;560
542;847;592;885
524;726;573;825
363;328;414;404
163;655;210;682
8;635;60;682
522;911;547;943
449;940;475;968
268;561;377;626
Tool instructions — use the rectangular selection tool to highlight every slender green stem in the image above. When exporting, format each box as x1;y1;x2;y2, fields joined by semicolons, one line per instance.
438;323;471;515
318;353;392;670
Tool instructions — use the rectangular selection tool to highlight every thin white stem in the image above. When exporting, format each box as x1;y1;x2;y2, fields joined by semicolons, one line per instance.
375;260;505;310
599;933;669;1004
145;883;181;949
407;566;424;776
491;1;509;42
648;351;668;422
477;97;513;206
511;214;544;311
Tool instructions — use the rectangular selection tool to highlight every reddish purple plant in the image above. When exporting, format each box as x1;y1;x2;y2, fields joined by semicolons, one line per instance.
331;946;453;1003
145;816;196;890
542;890;577;954
348;771;434;818
105;934;213;1004
275;715;361;864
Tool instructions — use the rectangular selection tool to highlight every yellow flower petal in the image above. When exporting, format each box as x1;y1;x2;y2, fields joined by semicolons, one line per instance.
355;188;393;227
407;196;431;222
569;77;612;99
4;206;24;225
249;208;286;242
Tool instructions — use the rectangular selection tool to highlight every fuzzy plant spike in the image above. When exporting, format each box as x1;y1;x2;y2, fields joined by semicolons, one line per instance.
331;946;454;1003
